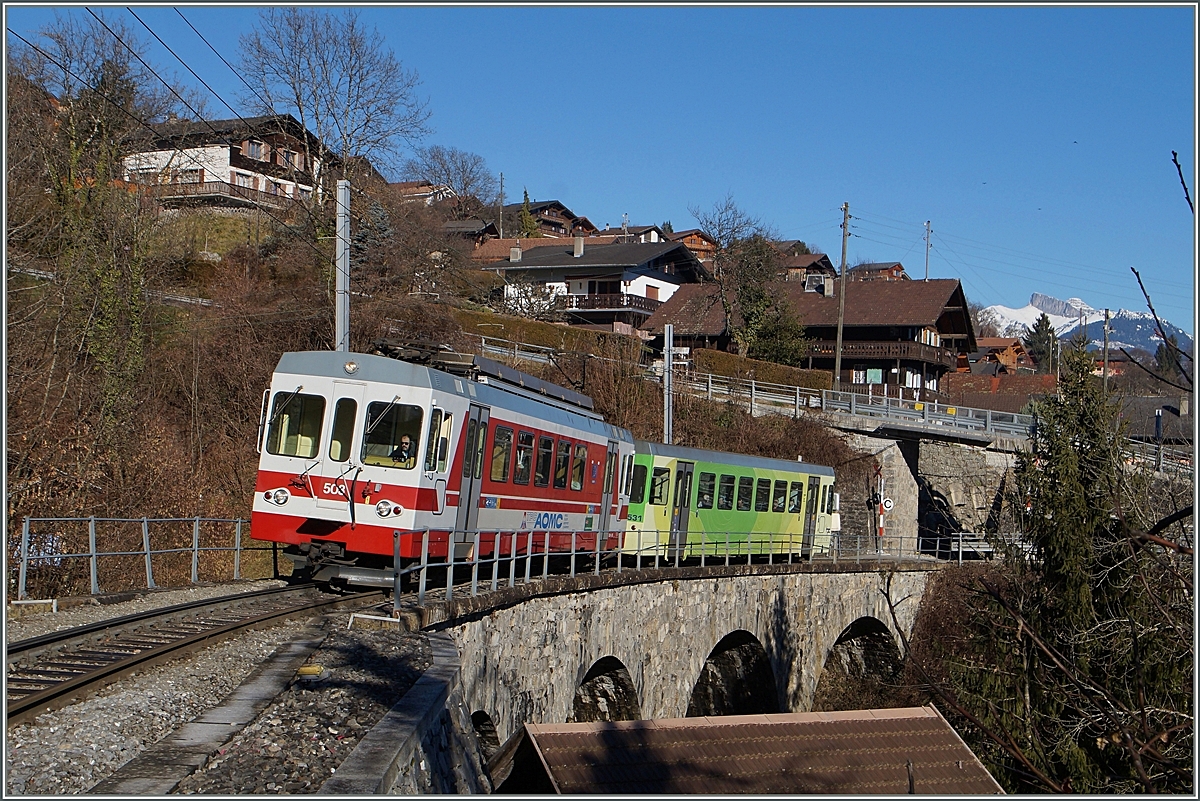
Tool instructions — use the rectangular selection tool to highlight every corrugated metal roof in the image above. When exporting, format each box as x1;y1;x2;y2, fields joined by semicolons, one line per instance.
515;707;1003;795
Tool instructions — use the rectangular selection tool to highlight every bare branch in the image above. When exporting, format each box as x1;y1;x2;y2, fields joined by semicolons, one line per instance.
1171;151;1193;214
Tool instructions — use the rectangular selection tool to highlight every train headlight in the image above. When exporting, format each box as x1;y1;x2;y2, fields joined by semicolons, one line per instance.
263;488;290;505
375;500;402;518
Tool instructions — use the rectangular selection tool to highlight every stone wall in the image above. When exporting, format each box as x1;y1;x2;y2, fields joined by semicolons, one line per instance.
841;435;919;555
917;441;1016;532
442;567;933;746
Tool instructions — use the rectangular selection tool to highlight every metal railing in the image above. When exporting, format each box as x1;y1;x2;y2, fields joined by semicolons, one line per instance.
383;525;934;616
820;389;1035;437
14;517;277;600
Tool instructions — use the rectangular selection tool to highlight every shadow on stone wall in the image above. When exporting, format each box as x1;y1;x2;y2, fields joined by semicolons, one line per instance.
570;656;642;723
686;630;780;717
810;616;904;712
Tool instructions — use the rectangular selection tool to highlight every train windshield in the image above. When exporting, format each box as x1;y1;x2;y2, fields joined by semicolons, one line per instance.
265;392;326;458
361;401;424;469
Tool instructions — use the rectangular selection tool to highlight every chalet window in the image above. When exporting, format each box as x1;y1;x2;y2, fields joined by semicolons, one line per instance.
298;187;312;200
282;149;297;168
852;366;867;384
175;169;202;184
129;169;160;185
867;368;883;384
233;172;255;189
645;285;659;301
246;140;266;160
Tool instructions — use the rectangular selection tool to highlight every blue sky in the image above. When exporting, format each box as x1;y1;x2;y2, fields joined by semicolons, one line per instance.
6;5;1196;331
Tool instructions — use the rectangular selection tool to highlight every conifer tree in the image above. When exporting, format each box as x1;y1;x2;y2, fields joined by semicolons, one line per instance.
517;189;541;238
1023;312;1058;374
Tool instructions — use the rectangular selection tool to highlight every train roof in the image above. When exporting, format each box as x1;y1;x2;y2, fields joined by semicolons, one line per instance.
634;440;835;478
273;351;632;444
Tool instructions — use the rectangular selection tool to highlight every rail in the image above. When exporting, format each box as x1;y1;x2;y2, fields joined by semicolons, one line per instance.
141;180;296;210
14;517;278;600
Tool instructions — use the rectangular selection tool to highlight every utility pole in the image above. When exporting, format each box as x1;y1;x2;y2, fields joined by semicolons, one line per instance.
497;172;504;238
833;202;850;390
335;179;350;352
663;323;674;444
924;220;931;281
1102;308;1110;394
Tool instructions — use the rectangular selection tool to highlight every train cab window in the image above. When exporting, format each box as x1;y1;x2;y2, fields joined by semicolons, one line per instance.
623;455;635;496
772;480;788;513
571;444;588;491
604;451;616;494
554;440;571;489
717;475;735;510
630;463;648;504
266;392;326;459
788;481;804;514
696;473;716;509
424;410;453;473
513;432;534;485
362;401;423;469
490;426;513;482
736;476;753;512
328;398;357;462
534;436;553;487
821;485;829;513
649;467;671;505
755;478;771;512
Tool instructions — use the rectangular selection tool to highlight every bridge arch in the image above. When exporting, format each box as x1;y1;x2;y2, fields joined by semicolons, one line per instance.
687;630;780;717
811;615;905;711
570;655;642;723
470;711;501;761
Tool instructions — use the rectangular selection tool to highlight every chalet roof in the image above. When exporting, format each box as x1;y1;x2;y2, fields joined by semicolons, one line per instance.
443;218;498;235
850;261;905;272
496;707;1003;795
1117;396;1193;442
500;241;703;275
642;278;970;336
470;235;624;263
125;113;330;156
977;337;1025;350
666;228;717;245
502;198;577;217
781;253;836;272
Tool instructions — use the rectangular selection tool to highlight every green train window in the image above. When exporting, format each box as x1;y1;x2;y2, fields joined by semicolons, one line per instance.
788;481;803;513
820;485;828;513
755;478;771;512
827;485;836;513
737;476;753;511
650;467;671;505
772;480;788;513
534;436;553;487
717;475;735;510
631;464;648;504
696;473;715;509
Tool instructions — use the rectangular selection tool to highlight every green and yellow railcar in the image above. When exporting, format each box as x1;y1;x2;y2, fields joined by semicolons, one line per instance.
622;441;837;560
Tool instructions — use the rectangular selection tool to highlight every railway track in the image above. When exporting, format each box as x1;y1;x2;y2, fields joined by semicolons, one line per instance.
6;583;380;727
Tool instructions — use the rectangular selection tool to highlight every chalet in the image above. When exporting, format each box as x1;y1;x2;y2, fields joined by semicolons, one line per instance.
491;239;707;331
121;114;338;211
500;199;598;238
442;218;501;247
392;179;457;205
601;224;669;243
665;228;718;272
848;261;909;281
642;278;976;400
469;235;624;265
778;253;837;285
970;337;1035;373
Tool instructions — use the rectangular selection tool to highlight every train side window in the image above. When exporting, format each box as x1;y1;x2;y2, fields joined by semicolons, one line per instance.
554;440;571;489
534;436;553;487
649;467;671;505
696;472;715;509
434;412;453;472
623;455;635;495
328;398;356;462
736;476;753;512
630;463;648;504
820;485;829;513
513;432;534;485
424;409;443;471
788;481;804;513
361;401;423;469
571;444;587;491
604;450;616;494
462;419;478;478
472;423;487;480
266;392;325;458
772;480;788;513
755;478;771;512
826;484;836;513
490;426;513;482
717;475;735;510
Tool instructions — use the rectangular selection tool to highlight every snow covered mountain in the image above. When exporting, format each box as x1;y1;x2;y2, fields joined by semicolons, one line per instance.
982;293;1192;354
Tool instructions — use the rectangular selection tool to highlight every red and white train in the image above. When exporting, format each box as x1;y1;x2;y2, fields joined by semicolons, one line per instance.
250;344;635;586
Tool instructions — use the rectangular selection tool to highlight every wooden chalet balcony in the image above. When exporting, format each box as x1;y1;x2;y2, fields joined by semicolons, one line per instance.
564;293;662;314
807;340;956;369
141;180;297;210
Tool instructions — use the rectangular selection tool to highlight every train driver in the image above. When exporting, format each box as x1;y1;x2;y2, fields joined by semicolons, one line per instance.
390;436;417;468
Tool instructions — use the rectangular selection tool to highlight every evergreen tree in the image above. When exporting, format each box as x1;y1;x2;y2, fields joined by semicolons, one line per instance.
1155;335;1181;378
517;189;541;238
1023;313;1058;374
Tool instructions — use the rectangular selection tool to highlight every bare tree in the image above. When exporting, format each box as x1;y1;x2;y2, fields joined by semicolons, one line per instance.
237;8;431;186
401;144;498;219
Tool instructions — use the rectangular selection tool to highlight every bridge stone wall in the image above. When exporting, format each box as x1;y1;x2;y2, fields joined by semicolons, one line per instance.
442;567;933;745
918;442;1017;532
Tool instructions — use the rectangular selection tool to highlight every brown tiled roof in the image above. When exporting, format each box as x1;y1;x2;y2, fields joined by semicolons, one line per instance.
513;707;1003;794
471;235;623;263
976;337;1023;350
642;279;967;335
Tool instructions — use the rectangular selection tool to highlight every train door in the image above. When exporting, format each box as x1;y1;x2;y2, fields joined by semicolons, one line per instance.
314;381;366;513
670;461;695;559
803;475;821;552
598;441;620;548
455;404;490;538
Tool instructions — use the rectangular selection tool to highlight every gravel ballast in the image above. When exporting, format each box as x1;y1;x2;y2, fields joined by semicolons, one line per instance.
174;626;431;794
5;617;314;795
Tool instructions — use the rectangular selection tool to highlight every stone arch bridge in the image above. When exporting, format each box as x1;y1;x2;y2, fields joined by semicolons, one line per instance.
412;562;939;749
